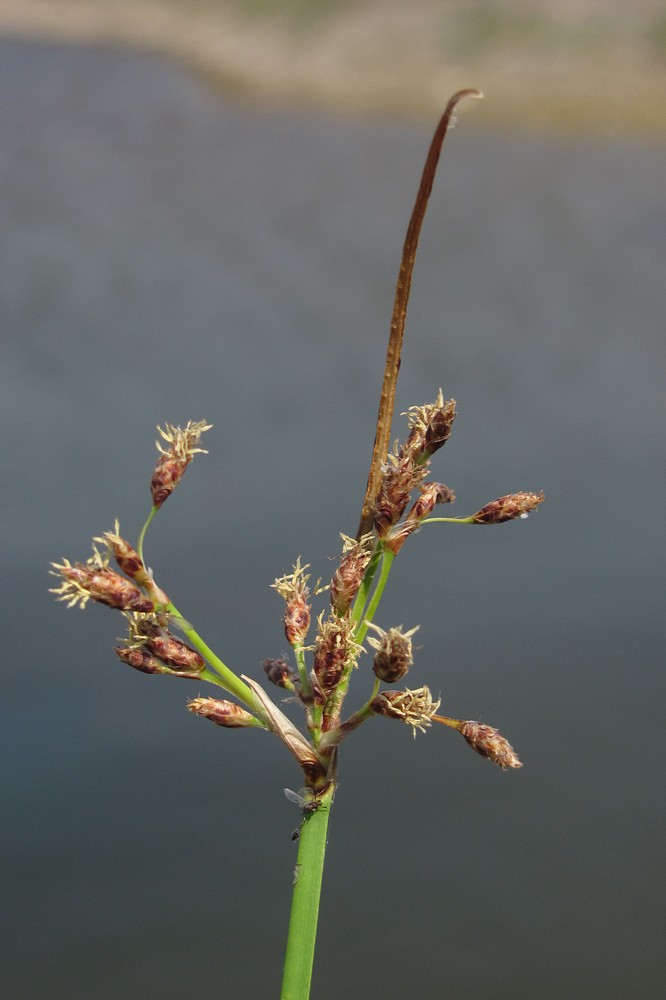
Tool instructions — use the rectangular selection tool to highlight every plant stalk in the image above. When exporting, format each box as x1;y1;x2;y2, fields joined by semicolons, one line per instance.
355;547;395;644
355;88;482;539
280;786;334;1000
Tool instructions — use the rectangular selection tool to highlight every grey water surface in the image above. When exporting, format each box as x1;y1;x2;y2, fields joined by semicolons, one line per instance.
1;39;664;1000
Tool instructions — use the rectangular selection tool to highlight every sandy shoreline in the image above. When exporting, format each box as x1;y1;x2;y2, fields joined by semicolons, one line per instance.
1;0;664;135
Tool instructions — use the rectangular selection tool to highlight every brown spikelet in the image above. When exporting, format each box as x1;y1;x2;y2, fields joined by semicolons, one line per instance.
383;482;455;554
50;559;155;612
150;421;212;508
367;623;419;684
457;721;523;769
330;534;374;615
472;491;544;525
272;559;312;647
188;697;264;728
371;686;441;736
263;657;297;690
313;615;358;693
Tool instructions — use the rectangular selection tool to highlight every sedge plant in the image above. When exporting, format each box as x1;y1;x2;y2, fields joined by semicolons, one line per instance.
51;90;544;999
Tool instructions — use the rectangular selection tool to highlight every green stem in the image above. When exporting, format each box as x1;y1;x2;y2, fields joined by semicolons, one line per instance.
355;547;395;644
420;515;475;525
280;786;334;1000
310;705;323;747
196;667;259;710
167;600;256;709
432;714;459;729
294;644;312;698
136;506;158;563
134;510;254;708
200;667;229;688
350;544;381;626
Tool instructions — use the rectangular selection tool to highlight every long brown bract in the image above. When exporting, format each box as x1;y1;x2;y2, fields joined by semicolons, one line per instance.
356;88;482;540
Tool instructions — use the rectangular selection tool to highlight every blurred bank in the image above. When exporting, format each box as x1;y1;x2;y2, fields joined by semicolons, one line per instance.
0;0;665;134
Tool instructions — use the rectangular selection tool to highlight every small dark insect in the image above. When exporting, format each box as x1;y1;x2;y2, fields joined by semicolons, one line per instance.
284;787;321;841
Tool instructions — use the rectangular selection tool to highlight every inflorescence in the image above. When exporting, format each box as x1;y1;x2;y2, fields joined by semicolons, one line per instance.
52;405;542;804
51;94;543;813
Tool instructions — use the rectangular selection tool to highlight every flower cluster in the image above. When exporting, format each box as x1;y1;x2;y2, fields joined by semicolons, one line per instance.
373;392;456;541
51;422;216;681
52;404;539;795
258;392;541;775
115;611;206;679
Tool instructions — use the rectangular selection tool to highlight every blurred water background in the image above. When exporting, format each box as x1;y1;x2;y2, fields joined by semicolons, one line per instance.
1;33;664;1000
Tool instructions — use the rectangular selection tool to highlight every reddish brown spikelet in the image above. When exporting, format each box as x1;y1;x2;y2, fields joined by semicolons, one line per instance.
151;452;188;508
100;521;144;587
384;481;455;554
150;420;212;508
107;534;144;579
404;391;457;461
144;633;205;672
373;393;456;538
472;491;545;524
409;481;455;520
263;657;297;689
87;565;150;609
367;623;418;684
313;615;355;693
272;559;312;647
121;612;205;673
457;720;523;769
115;646;169;674
114;645;202;678
284;596;311;647
51;560;155;612
373;458;428;537
188;697;262;728
330;535;373;615
371;685;440;735
423;397;456;455
96;523;169;606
